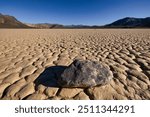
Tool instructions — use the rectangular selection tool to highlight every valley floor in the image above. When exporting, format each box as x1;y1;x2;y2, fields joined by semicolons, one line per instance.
0;29;150;100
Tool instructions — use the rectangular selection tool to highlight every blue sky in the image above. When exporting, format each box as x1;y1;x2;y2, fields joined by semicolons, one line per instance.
0;0;150;25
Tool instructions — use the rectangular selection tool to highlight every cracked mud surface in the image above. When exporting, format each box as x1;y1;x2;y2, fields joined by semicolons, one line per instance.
0;29;150;100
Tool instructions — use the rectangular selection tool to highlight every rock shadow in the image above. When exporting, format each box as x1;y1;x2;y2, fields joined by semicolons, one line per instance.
34;66;67;88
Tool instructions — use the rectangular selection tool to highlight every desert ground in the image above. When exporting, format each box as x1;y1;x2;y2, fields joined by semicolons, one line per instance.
0;29;150;100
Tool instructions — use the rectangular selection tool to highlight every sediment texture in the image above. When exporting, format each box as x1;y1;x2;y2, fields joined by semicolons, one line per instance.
0;29;150;100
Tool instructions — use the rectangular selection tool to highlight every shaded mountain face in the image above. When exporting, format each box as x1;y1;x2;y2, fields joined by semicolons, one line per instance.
0;13;30;28
105;17;150;28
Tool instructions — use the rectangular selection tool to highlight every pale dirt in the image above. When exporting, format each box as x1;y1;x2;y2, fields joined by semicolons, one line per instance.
0;29;150;100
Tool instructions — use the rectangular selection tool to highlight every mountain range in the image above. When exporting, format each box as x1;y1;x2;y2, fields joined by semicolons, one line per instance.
0;13;150;28
105;17;150;28
0;13;30;28
24;23;63;29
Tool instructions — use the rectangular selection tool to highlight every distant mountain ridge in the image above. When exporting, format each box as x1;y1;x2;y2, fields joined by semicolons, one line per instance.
25;23;63;28
0;13;150;28
105;17;150;28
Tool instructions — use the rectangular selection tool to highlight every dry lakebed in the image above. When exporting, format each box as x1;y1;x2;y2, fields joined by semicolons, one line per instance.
0;29;150;100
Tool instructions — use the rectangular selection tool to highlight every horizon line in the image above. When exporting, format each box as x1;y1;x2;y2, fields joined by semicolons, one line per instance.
1;12;150;26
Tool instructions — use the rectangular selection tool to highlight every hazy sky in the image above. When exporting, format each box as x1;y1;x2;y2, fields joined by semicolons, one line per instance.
0;0;150;25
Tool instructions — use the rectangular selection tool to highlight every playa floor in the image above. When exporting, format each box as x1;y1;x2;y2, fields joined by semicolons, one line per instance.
0;29;150;100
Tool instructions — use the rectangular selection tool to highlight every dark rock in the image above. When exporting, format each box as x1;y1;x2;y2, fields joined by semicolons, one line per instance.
58;59;113;88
